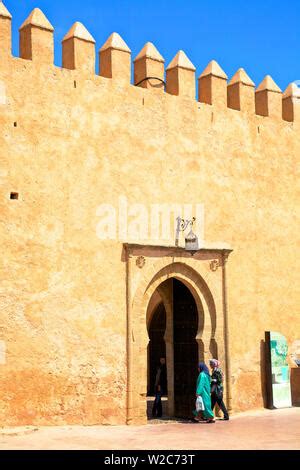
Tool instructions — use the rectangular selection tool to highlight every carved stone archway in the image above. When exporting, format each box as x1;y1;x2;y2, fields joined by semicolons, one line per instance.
124;244;232;424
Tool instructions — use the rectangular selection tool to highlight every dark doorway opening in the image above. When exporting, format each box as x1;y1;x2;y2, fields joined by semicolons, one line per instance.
173;279;198;418
147;278;199;420
147;303;166;396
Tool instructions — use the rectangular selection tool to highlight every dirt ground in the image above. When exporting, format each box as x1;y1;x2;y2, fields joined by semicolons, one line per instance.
0;408;299;450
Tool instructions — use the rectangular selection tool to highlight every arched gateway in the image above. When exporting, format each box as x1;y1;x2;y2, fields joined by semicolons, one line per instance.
124;243;232;425
147;278;199;418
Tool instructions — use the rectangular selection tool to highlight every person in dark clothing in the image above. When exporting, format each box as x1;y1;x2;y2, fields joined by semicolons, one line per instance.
209;359;229;420
152;358;167;418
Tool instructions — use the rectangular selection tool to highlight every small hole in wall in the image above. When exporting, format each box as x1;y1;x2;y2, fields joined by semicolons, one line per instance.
142;98;144;106
14;122;17;127
258;126;260;134
211;112;214;123
74;80;77;88
10;192;19;200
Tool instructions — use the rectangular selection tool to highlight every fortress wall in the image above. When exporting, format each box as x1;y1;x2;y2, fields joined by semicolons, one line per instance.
0;4;299;424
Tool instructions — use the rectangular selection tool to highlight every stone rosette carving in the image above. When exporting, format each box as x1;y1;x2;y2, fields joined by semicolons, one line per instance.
136;256;146;269
210;259;219;272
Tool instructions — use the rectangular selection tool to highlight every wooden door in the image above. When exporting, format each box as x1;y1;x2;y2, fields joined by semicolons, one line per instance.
173;279;198;418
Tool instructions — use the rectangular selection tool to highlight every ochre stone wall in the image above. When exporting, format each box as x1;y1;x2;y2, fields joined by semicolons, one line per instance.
0;5;299;425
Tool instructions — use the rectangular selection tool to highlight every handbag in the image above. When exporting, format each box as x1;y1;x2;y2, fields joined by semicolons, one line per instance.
196;396;204;412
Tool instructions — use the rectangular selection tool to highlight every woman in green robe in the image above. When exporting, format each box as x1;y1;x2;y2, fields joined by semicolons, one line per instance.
193;362;215;423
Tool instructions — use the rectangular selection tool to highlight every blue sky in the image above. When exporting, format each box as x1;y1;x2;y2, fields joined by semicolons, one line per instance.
3;0;300;90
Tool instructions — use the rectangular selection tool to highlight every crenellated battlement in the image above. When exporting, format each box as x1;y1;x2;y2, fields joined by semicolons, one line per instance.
0;2;299;124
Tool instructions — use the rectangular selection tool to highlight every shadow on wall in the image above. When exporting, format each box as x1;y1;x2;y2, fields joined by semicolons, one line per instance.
209;338;218;359
197;339;204;361
291;368;300;406
260;340;268;408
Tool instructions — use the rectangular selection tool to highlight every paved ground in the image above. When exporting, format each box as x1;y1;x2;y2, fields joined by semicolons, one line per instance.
0;408;299;450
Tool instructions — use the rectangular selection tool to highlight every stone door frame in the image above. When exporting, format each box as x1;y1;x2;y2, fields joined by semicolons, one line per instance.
124;244;232;425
